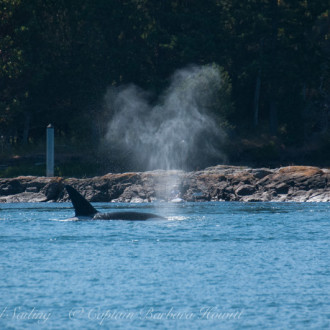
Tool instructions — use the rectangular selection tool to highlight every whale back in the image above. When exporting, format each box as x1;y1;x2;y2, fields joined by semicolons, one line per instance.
93;211;165;221
65;185;165;221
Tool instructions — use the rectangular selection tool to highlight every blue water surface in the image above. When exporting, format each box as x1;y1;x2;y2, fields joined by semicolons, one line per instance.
0;202;329;329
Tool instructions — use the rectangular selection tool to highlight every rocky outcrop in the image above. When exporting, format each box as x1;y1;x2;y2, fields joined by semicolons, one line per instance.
0;166;329;203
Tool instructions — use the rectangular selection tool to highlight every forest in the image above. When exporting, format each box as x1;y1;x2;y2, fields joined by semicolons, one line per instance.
0;0;329;176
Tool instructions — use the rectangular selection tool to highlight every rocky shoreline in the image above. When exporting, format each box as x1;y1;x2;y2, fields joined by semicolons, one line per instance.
0;165;329;203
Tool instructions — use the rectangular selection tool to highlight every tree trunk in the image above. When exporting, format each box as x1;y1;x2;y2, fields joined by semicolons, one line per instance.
268;0;279;136
253;71;261;127
269;100;278;135
22;112;31;145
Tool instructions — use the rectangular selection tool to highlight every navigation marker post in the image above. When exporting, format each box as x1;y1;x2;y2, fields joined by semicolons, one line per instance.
46;124;54;177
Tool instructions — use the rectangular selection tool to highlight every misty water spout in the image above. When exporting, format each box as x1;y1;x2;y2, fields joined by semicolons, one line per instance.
105;64;226;171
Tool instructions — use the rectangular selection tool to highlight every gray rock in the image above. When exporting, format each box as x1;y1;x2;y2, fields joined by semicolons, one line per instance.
0;192;47;203
0;165;329;203
235;184;256;196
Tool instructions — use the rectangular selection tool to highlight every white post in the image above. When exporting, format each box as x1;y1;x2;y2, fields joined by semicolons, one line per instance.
46;124;54;177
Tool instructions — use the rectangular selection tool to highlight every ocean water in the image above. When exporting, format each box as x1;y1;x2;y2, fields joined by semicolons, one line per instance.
0;202;329;329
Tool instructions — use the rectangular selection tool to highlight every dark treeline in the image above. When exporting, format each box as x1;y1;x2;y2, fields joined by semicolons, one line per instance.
0;0;329;173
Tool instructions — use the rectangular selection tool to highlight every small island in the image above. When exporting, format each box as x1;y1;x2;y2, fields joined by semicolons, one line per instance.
0;165;328;203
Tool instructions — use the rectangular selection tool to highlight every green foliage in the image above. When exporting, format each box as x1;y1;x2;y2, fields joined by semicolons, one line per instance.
0;161;99;178
0;164;44;178
0;0;329;172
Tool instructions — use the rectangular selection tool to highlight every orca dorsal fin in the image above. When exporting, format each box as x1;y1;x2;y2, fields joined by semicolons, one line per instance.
65;185;98;217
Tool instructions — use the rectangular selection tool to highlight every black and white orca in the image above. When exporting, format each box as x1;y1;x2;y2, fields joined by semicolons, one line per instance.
65;185;165;221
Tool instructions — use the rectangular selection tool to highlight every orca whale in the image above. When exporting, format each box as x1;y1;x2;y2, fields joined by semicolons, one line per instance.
65;185;165;221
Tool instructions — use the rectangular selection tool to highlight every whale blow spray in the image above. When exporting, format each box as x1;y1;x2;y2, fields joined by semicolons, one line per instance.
105;65;226;171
